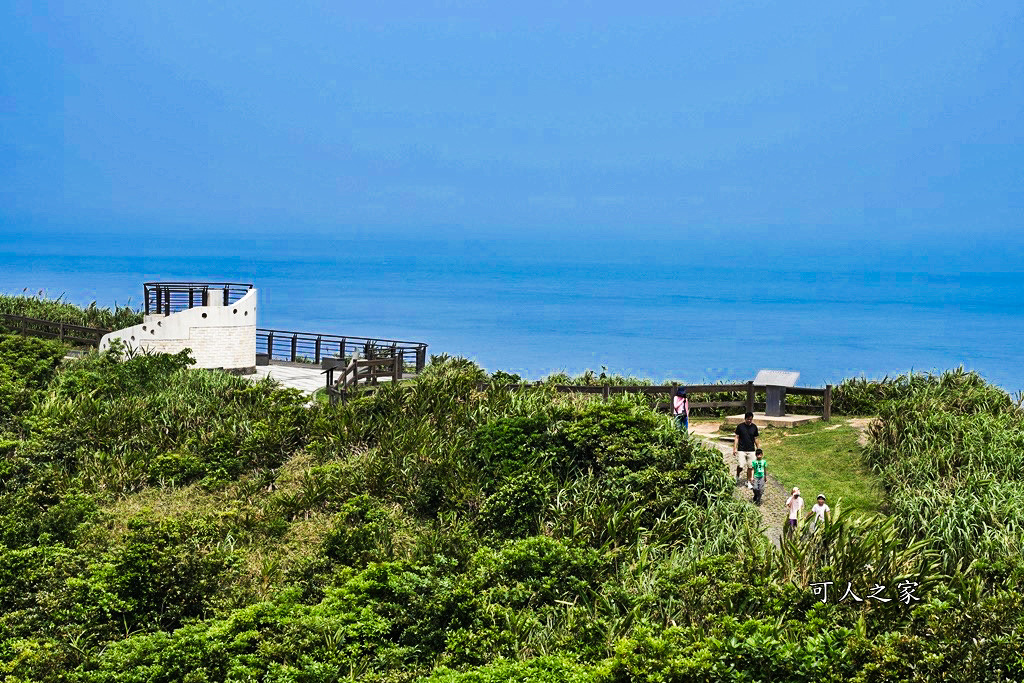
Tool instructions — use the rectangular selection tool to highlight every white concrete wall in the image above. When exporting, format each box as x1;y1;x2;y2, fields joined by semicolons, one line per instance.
100;289;258;372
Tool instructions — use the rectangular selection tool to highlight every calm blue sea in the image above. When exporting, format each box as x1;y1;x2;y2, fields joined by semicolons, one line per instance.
2;230;1023;392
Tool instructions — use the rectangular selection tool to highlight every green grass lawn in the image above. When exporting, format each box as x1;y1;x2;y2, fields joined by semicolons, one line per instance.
720;418;886;516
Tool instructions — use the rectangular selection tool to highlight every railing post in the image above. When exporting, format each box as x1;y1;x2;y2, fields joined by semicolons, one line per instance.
58;323;64;342
824;385;832;422
340;338;347;361
746;381;755;414
267;331;274;358
393;353;401;382
602;385;610;401
223;287;229;307
290;334;298;362
314;336;322;364
163;287;170;315
418;346;426;372
189;288;194;309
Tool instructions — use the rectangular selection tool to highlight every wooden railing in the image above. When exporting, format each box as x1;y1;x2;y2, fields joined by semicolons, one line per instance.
324;356;406;405
257;328;428;373
0;313;109;347
144;282;254;315
473;381;833;420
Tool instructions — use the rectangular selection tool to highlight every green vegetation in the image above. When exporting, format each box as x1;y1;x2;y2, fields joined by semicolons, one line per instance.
0;291;143;330
0;309;1021;681
751;419;885;516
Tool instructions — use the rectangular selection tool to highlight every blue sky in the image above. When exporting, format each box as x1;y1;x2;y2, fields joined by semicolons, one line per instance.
2;1;1022;249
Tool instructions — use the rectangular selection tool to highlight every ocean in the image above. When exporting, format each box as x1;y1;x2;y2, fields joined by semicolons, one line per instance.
2;230;1022;392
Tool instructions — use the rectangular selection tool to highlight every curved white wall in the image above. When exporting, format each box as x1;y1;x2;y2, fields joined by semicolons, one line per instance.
100;289;258;373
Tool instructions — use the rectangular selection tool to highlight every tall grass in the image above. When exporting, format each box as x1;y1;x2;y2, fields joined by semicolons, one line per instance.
0;291;143;330
858;368;1024;578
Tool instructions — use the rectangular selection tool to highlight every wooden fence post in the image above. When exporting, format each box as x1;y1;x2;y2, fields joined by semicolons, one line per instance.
746;381;755;414
602;385;610;401
824;385;832;422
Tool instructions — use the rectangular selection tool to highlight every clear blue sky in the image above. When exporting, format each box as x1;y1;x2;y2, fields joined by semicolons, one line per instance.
2;1;1022;251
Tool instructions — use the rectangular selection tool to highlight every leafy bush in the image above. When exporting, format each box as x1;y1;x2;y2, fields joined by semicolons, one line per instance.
478;472;548;539
0;334;67;427
0;313;1019;681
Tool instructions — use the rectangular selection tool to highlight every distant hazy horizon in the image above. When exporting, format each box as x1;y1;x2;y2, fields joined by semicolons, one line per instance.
4;230;1024;393
3;3;1022;389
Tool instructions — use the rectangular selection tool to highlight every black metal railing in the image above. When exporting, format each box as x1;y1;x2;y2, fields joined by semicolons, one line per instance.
144;282;254;315
256;328;428;373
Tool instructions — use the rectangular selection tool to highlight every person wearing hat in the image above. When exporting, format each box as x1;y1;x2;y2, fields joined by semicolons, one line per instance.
672;387;690;432
785;487;804;537
809;493;830;532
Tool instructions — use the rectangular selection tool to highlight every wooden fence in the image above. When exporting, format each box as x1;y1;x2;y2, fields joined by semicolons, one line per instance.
473;381;833;420
322;377;833;418
0;313;109;348
324;356;405;405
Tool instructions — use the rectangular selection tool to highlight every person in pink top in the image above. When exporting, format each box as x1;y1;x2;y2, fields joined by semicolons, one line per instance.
785;487;804;537
672;387;689;432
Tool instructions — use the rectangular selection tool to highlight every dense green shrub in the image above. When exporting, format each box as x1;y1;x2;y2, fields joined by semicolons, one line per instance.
478;472;547;539
322;495;399;568
0;310;1020;682
0;334;67;427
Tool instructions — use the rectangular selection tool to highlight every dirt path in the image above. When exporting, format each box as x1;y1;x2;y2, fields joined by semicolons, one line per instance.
689;422;787;547
689;418;875;548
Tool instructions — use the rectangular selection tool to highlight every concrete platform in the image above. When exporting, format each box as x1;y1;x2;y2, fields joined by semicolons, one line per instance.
724;412;822;428
246;362;416;396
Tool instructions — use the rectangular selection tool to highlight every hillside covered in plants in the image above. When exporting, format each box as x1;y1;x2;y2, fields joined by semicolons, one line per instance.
0;327;1022;681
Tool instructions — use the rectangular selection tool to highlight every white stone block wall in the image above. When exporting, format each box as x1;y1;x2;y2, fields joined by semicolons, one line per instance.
100;289;258;373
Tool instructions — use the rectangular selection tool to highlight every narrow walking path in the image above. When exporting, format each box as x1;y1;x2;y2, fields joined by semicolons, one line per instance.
690;421;787;548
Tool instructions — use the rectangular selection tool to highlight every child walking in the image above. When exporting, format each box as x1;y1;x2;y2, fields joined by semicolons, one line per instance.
785;487;804;537
809;494;830;532
751;448;766;505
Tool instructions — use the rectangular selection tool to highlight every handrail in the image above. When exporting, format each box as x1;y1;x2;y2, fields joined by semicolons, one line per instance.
144;282;254;315
324;355;405;405
0;313;109;347
257;328;428;372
